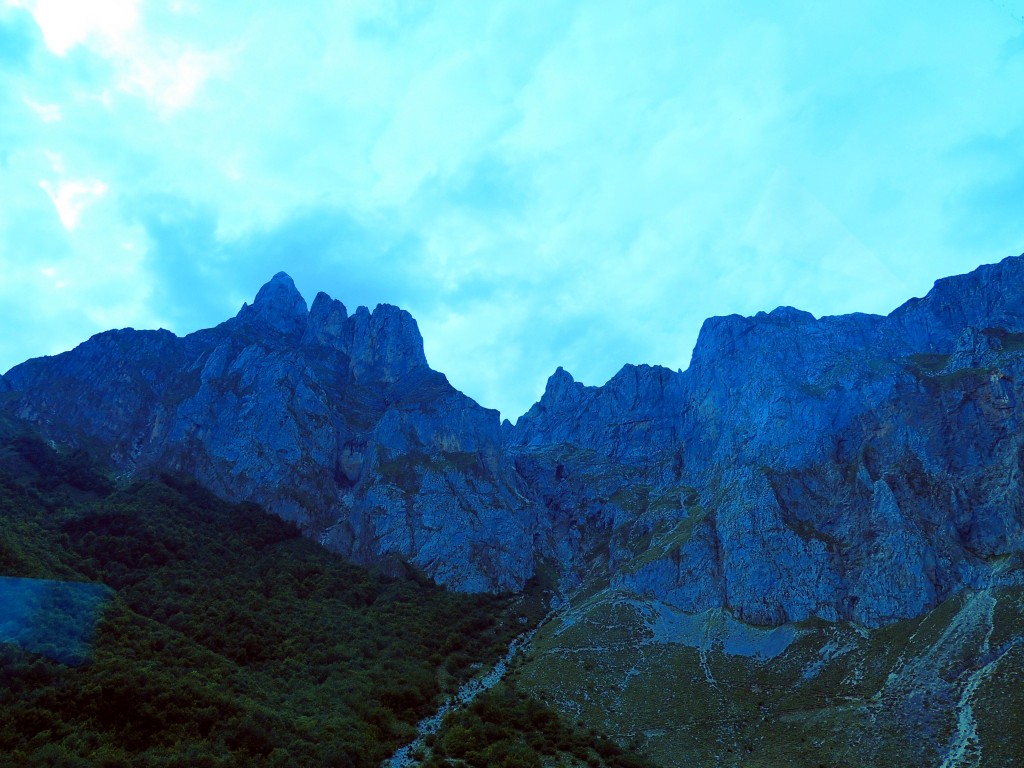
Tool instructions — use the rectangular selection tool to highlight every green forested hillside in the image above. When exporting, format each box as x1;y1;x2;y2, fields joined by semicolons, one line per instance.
421;683;657;768
0;418;539;767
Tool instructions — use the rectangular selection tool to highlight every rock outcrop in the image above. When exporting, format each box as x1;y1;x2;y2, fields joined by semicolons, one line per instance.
4;255;1024;627
2;273;535;592
510;255;1024;626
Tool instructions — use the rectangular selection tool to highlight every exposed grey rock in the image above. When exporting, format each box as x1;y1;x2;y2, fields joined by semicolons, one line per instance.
236;271;309;338
510;363;685;462
303;291;348;346
509;254;1024;626
2;276;534;593
941;326;1003;373
4;254;1024;628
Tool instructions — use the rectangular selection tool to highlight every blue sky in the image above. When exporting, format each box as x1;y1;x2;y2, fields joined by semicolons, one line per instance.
1;0;1023;421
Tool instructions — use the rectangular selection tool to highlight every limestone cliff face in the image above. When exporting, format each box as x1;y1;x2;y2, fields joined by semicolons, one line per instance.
509;255;1024;626
5;257;1024;627
3;273;535;592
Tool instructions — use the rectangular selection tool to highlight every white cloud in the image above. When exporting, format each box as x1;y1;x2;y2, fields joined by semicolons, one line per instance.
116;46;224;114
7;0;139;56
23;97;62;122
9;0;220;114
2;0;1024;419
39;178;108;229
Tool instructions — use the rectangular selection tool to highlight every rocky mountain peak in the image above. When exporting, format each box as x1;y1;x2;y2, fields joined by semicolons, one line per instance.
236;272;309;337
303;291;349;347
886;253;1024;351
345;303;428;384
543;367;581;403
763;305;816;322
0;271;531;594
5;256;1024;629
687;313;755;371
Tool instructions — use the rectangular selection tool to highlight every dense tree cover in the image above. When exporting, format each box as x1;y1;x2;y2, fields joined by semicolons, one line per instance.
424;684;659;768
0;420;538;766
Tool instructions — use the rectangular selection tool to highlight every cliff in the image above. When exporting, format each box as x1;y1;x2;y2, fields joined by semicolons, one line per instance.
5;256;1024;626
3;273;536;592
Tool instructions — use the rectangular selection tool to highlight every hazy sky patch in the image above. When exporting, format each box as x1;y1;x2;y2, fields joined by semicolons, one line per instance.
2;0;1023;420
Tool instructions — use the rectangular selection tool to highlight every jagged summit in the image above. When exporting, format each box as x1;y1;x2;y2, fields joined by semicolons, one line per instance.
543;366;581;398
253;271;304;308
4;254;1024;627
2;272;527;593
304;291;349;344
266;270;299;291
762;305;815;321
228;276;431;382
237;271;309;336
507;253;1024;625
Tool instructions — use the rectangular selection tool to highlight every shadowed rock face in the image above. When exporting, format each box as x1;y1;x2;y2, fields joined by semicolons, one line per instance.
2;274;536;593
510;254;1024;626
4;255;1024;626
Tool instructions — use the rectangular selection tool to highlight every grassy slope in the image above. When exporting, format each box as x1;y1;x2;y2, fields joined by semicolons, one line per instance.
513;582;1024;768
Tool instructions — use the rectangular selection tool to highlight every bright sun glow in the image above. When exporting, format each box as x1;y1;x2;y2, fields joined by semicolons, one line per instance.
7;0;140;56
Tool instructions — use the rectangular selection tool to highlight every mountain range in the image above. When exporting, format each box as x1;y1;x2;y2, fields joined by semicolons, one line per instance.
4;254;1024;765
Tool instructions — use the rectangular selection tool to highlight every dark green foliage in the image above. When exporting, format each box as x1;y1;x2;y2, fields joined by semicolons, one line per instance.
0;578;110;665
982;326;1024;352
906;353;950;374
0;422;529;767
0;414;114;498
424;684;661;768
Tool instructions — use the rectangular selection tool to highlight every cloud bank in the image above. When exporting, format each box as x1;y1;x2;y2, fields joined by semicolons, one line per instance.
2;0;1023;419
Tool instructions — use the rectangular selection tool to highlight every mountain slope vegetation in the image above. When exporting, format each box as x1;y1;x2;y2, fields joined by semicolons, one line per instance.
0;417;548;767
